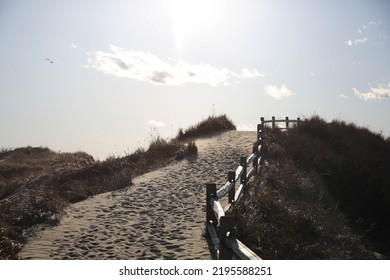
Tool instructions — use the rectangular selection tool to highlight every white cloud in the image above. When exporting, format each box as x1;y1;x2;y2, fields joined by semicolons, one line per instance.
346;21;381;47
70;43;78;49
355;38;368;45
345;37;368;46
339;94;349;99
86;45;264;86
366;21;379;28
238;68;265;78
360;21;379;33
237;123;256;131
147;119;167;127
264;84;294;100
353;82;390;101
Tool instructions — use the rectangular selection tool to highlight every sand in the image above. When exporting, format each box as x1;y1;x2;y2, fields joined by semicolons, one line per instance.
19;130;256;260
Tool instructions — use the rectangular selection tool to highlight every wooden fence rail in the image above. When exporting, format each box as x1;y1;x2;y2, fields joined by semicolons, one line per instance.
205;116;302;260
260;116;303;130
205;126;264;260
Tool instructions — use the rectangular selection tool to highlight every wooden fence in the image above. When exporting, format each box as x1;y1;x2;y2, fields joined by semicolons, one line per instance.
260;116;303;130
205;116;302;260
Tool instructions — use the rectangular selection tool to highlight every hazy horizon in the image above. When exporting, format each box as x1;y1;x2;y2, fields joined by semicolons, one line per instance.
1;0;389;160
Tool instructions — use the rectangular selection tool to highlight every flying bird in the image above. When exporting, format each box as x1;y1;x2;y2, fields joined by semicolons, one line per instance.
45;58;54;64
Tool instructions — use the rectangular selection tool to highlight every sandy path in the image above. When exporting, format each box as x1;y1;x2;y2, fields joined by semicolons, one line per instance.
19;131;256;259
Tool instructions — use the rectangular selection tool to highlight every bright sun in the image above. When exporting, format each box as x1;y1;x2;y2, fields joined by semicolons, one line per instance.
167;0;225;53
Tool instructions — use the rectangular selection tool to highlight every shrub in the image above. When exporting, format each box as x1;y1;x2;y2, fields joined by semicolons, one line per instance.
186;140;198;155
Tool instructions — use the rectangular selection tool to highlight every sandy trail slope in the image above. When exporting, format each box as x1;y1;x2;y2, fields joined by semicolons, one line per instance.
20;131;256;259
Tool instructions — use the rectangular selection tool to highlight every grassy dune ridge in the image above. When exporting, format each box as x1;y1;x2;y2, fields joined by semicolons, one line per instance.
177;114;236;140
0;115;235;259
234;116;390;259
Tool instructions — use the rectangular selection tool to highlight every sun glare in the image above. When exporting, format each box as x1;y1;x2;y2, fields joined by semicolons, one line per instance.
167;0;225;54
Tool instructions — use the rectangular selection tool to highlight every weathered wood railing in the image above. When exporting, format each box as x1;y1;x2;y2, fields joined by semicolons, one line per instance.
260;116;303;130
205;116;302;260
205;127;264;260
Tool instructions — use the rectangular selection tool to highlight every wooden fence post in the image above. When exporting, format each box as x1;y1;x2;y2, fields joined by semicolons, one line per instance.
259;130;263;145
219;216;235;260
286;116;289;129
240;157;247;188
259;138;264;166
260;117;265;130
206;184;217;226
253;144;259;173
272;116;276;129
257;123;262;142
228;171;236;204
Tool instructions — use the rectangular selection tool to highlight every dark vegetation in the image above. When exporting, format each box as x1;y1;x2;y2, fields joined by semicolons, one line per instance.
234;116;390;259
177;114;236;140
0;114;235;259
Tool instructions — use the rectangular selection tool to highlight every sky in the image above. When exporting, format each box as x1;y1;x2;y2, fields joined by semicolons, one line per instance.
1;0;389;160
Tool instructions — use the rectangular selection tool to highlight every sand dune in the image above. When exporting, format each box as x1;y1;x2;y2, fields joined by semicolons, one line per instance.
19;131;256;259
